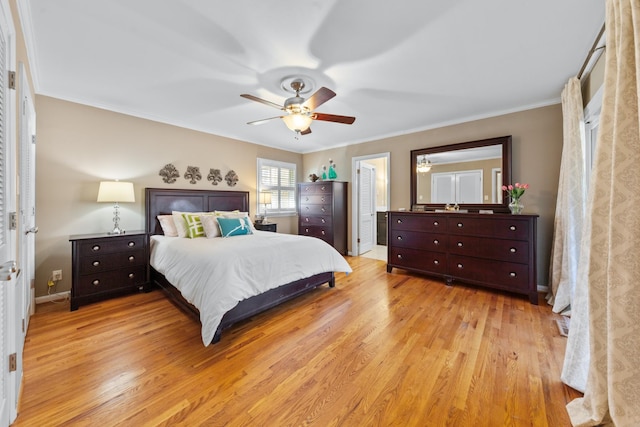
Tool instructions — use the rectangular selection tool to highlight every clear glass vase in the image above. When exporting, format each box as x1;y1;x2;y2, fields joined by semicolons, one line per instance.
509;199;524;214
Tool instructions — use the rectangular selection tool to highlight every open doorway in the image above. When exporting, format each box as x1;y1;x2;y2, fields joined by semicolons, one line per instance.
351;153;390;261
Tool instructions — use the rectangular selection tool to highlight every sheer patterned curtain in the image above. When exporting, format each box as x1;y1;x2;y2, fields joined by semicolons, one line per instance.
547;77;586;315
566;0;640;425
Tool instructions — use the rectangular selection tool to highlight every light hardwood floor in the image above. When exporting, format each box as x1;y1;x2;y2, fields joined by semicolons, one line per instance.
15;257;580;426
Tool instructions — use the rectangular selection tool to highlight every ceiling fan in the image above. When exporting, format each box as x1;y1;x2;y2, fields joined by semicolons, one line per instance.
241;79;356;136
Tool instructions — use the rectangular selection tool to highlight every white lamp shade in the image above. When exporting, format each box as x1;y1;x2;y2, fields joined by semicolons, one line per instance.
281;113;313;132
259;191;272;205
97;181;135;203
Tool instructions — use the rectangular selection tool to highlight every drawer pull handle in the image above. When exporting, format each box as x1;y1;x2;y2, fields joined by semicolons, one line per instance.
128;241;135;247
321;208;326;212
434;260;439;265
457;242;463;247
433;239;439;245
129;273;135;279
321;197;325;202
457;263;463;269
92;245;101;251
433;221;439;226
92;280;100;286
397;254;403;260
321;218;326;223
321;230;326;235
321;186;326;191
92;261;100;267
457;223;463;228
305;228;309;233
397;236;403;241
397;219;403;224
510;225;516;231
129;256;135;262
510;248;517;253
509;272;517;277
305;218;310;222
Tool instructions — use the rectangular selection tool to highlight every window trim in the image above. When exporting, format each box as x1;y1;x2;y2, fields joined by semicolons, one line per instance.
256;158;297;218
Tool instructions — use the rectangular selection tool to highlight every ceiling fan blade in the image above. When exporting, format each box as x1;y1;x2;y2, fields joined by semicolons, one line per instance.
300;127;312;135
240;94;284;110
247;116;281;125
302;87;336;110
312;113;356;125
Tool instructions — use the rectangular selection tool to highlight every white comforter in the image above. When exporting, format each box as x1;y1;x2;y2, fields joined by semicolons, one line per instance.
150;231;352;345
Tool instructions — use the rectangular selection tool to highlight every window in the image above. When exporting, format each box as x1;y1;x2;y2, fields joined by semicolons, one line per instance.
257;158;297;217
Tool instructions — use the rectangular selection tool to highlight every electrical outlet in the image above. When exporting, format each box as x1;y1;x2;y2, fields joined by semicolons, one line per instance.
52;270;62;281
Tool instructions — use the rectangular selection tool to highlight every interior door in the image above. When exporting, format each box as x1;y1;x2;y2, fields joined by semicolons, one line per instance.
456;170;482;203
0;1;16;424
358;162;375;254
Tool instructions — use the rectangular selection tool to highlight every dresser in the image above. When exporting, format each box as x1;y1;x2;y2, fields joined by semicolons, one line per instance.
387;211;538;304
69;231;149;310
298;181;347;254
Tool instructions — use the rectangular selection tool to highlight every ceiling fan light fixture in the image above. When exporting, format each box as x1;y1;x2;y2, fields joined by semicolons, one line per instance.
282;113;313;133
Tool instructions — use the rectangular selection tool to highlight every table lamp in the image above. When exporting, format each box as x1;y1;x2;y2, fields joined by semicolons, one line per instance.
97;181;135;234
258;190;272;223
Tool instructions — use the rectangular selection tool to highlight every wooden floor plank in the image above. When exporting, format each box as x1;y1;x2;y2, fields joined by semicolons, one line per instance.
15;256;581;426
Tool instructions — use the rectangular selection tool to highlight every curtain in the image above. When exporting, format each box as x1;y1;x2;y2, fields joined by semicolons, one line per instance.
566;0;640;425
547;77;586;315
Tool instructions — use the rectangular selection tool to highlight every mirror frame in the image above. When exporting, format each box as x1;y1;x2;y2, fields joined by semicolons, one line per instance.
410;135;512;213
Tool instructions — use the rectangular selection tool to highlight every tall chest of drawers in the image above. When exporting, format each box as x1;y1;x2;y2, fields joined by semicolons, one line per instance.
69;231;149;310
298;181;347;255
387;211;538;304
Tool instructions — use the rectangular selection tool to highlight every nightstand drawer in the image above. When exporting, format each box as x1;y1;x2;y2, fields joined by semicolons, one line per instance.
75;266;147;296
77;235;145;256
78;249;146;274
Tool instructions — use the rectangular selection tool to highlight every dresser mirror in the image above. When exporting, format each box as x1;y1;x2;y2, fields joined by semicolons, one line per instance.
410;135;512;212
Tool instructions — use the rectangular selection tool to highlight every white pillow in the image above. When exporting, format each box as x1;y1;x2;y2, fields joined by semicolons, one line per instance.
172;211;208;238
157;214;178;237
201;215;222;238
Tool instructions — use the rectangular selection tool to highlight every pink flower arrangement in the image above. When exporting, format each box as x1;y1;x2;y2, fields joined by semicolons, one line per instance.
502;183;529;201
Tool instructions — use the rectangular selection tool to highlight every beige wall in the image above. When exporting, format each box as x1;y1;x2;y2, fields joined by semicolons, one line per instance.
303;104;564;286
34;96;302;297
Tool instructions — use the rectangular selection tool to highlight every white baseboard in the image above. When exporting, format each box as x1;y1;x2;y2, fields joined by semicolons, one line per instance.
36;291;70;304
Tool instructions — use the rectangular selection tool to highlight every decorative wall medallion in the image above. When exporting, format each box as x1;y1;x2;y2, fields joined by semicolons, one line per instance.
159;163;180;184
225;170;239;187
184;166;202;184
207;168;223;185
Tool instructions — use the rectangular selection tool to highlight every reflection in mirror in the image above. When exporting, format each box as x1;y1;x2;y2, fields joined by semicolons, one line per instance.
410;136;512;212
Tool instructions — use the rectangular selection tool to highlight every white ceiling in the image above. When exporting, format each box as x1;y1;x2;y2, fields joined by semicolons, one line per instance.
19;1;605;154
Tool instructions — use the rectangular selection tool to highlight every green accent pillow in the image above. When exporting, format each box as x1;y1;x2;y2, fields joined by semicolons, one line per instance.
182;213;205;238
217;217;253;237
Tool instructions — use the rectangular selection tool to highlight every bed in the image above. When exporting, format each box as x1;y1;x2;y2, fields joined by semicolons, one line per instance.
145;187;352;345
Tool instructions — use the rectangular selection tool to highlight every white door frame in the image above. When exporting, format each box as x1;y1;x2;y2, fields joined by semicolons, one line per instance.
351;152;390;256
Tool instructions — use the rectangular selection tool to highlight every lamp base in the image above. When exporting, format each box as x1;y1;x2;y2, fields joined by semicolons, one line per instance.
108;227;126;235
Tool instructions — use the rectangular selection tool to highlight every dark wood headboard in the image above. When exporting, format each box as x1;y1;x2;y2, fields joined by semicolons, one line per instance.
145;188;250;235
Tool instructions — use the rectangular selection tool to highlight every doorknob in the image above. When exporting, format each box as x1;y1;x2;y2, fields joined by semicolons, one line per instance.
0;261;16;281
25;226;39;235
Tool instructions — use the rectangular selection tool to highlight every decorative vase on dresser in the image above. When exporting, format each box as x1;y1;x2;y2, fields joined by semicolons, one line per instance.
69;231;149;310
386;211;538;304
297;181;347;255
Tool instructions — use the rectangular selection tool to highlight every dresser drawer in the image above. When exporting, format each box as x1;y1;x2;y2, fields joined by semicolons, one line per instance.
447;217;530;240
391;214;446;233
299;215;332;226
299;225;333;241
300;204;332;216
389;247;446;274
75;265;147;296
448;255;529;291
447;236;529;264
77;235;146;256
300;194;333;205
299;183;334;194
390;230;446;251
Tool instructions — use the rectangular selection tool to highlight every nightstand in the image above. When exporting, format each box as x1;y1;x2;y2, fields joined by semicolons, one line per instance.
69;231;149;311
254;222;277;232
